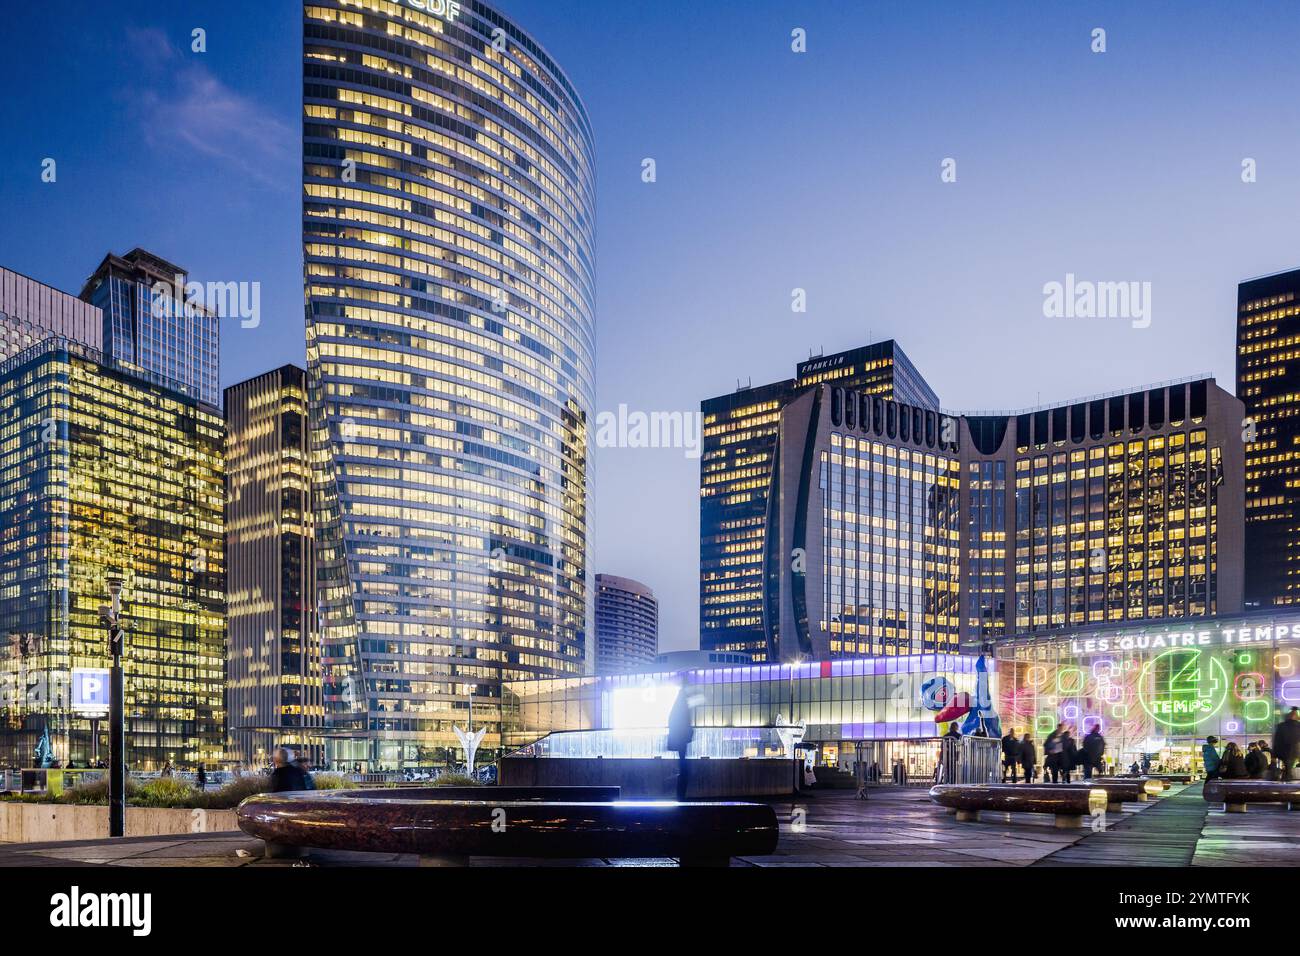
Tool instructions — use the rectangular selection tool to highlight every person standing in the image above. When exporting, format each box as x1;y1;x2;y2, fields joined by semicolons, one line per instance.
1001;728;1022;783
1082;726;1106;781
196;763;207;791
1273;708;1300;781
1201;736;1223;780
1019;733;1037;783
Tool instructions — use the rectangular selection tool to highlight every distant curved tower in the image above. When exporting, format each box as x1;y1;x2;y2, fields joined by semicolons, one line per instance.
594;575;659;674
302;0;595;769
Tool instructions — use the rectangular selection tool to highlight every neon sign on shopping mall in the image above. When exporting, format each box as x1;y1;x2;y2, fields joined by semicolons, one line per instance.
1138;648;1229;730
405;0;462;21
1059;618;1300;659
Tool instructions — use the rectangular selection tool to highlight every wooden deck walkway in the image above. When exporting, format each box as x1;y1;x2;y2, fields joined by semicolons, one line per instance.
1034;783;1210;867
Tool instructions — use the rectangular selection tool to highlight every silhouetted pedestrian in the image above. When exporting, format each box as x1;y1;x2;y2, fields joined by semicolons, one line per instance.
667;686;696;801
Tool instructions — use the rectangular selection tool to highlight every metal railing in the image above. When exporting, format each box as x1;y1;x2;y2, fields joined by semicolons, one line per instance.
935;736;1002;785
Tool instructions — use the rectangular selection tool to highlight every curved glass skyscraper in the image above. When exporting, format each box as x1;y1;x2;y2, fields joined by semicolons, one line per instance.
302;0;595;769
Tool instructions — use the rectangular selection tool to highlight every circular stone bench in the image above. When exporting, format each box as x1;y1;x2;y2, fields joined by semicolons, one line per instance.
929;784;1108;828
1067;778;1163;812
236;787;780;867
1203;780;1300;814
1148;773;1194;784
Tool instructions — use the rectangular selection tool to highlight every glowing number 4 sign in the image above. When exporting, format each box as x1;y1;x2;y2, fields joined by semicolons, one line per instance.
1139;649;1228;730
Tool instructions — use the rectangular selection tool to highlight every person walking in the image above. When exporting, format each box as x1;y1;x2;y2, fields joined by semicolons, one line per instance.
1001;728;1022;783
1060;728;1079;784
667;685;696;801
1019;733;1037;783
1201;736;1223;780
1272;707;1300;781
1082;726;1106;781
1044;724;1064;784
196;763;207;791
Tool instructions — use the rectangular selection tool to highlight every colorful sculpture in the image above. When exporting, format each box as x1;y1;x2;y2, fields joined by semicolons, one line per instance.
921;656;1001;737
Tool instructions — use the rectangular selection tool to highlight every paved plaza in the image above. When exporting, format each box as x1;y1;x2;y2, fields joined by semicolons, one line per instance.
1;784;1296;868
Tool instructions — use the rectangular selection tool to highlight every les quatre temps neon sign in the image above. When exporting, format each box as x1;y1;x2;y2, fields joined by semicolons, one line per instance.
1138;648;1229;730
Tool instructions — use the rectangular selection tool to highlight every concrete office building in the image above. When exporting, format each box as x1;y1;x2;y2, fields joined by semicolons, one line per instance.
767;376;1245;661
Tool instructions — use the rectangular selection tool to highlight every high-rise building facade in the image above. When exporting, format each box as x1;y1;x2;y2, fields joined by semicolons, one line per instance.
593;574;658;674
225;366;323;767
302;0;595;769
0;339;226;769
765;376;1245;661
1237;269;1300;609
701;342;939;660
80;248;221;406
0;266;103;363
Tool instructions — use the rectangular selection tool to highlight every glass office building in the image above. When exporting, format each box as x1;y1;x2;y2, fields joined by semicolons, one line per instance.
1;266;103;364
1237;268;1300;609
302;0;595;769
225;366;323;767
701;342;940;660
0;339;225;769
80;249;221;407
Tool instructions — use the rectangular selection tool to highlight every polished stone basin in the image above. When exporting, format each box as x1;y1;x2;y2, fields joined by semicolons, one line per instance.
236;788;780;866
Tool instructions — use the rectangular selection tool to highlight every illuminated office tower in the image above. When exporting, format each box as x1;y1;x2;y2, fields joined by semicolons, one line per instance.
593;574;659;675
1237;269;1300;608
0;339;225;769
80;248;221;406
701;342;939;660
765;377;1244;661
0;265;102;363
225;366;323;767
302;0;595;769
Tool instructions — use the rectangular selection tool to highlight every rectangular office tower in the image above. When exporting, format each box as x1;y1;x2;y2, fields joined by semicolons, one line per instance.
700;342;939;660
0;339;226;769
225;366;323;768
765;376;1245;661
1237;269;1300;608
79;248;221;406
1;266;103;363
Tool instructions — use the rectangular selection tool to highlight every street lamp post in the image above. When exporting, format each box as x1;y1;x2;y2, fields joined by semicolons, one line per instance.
98;575;126;838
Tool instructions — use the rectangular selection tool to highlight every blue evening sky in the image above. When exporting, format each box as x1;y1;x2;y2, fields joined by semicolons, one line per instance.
2;1;1299;649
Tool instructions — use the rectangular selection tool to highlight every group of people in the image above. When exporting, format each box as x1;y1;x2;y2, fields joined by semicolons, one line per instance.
1201;707;1300;780
999;724;1108;783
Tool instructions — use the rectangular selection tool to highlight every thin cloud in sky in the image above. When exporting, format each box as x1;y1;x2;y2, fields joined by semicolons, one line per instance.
123;26;295;188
